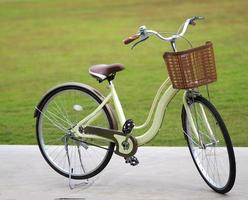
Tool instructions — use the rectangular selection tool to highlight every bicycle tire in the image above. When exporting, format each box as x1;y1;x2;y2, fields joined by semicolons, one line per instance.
35;83;117;180
181;95;236;193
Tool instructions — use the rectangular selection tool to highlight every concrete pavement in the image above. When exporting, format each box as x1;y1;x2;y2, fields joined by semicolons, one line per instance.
0;146;247;200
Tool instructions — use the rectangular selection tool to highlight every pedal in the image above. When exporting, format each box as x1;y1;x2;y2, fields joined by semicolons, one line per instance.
125;156;139;166
122;119;135;134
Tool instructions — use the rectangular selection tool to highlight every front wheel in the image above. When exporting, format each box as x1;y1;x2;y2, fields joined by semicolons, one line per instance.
181;95;236;193
35;83;117;180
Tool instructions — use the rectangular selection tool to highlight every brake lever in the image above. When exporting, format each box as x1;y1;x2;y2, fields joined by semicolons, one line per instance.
131;36;149;49
189;16;205;25
130;25;149;49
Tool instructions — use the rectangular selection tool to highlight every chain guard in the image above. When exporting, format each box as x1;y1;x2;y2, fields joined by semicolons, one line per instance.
83;126;138;157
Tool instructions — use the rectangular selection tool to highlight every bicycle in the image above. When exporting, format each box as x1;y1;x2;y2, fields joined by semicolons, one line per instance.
34;16;236;194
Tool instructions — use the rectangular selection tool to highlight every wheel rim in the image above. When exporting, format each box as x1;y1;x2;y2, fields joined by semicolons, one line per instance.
37;88;113;178
185;100;230;189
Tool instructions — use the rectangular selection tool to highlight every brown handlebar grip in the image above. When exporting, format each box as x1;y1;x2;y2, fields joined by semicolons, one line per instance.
123;34;139;45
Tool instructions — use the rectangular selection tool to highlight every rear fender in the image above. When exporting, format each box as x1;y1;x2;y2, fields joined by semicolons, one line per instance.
34;82;118;129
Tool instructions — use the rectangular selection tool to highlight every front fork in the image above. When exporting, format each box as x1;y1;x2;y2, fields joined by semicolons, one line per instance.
183;90;216;148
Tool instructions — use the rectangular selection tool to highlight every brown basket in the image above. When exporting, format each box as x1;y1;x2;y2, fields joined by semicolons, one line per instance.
163;41;217;89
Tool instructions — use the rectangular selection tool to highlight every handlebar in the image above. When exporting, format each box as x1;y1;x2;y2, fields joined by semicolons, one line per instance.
123;16;204;49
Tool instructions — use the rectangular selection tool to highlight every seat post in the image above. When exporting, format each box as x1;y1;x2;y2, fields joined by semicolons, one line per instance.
109;81;126;126
106;73;116;83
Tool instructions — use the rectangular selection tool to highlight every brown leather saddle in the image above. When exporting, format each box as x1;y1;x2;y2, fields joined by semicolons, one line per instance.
89;63;124;82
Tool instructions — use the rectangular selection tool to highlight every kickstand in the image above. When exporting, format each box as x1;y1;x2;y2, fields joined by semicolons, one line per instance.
64;136;89;189
68;168;89;190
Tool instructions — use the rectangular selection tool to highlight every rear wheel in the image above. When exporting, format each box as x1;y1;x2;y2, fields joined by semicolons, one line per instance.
181;95;236;193
36;84;116;179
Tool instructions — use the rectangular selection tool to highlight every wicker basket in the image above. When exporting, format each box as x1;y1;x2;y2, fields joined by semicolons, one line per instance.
163;41;217;89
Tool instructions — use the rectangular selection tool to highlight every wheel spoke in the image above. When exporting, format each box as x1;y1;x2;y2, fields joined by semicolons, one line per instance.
183;96;235;192
36;107;68;132
52;100;74;126
36;86;115;179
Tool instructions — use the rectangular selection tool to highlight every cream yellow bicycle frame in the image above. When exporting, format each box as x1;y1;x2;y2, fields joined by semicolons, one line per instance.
71;17;216;147
72;77;211;147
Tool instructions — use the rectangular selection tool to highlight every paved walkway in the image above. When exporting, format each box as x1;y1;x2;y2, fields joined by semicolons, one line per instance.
0;146;247;200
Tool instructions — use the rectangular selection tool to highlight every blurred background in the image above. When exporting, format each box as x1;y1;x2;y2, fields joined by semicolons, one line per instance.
0;0;247;145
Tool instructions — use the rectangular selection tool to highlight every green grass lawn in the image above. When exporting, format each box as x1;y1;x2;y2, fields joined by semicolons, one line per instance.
0;0;247;146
